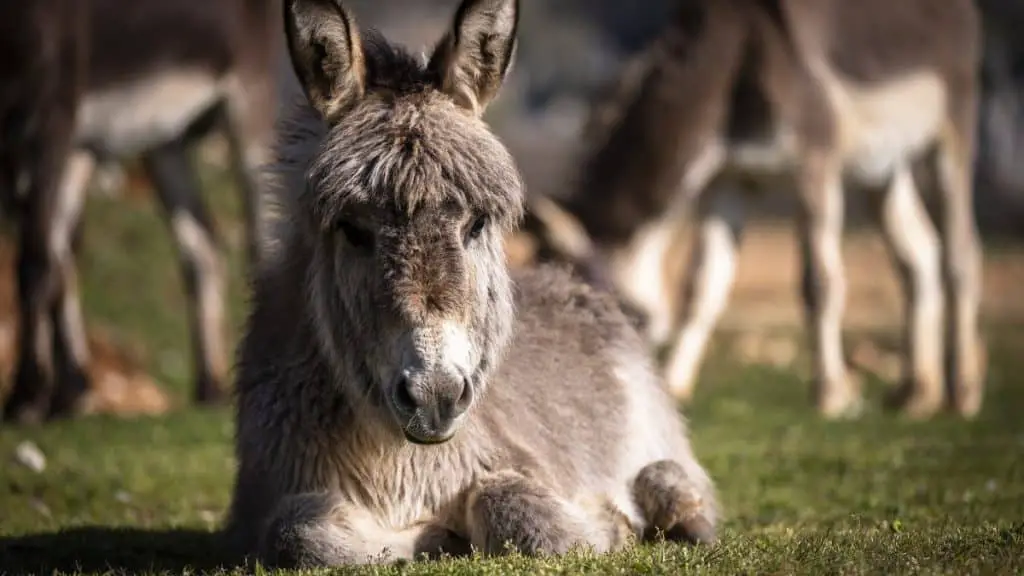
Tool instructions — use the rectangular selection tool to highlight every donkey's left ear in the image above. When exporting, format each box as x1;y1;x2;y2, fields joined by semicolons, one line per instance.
284;0;366;124
428;0;519;117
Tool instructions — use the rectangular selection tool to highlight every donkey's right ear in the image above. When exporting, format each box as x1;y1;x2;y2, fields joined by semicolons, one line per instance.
284;0;366;123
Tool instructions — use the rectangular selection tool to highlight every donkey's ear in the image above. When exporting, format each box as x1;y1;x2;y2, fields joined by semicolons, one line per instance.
428;0;520;117
284;0;366;123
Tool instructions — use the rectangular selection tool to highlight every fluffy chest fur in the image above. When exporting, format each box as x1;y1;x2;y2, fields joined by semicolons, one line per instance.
315;418;501;531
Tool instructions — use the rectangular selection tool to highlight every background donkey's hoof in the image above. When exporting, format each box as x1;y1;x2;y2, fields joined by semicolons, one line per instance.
2;395;50;426
885;382;942;420
814;376;864;420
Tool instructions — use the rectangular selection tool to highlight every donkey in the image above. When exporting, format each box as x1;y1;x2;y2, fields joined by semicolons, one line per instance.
0;0;281;423
223;0;719;567
520;0;987;420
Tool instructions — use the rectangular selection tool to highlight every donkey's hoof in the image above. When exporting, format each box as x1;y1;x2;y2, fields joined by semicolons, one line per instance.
47;393;93;421
665;514;717;547
946;346;987;420
2;399;50;426
947;384;983;420
195;392;229;407
885;383;942;420
194;380;230;406
816;391;864;420
48;381;94;421
817;398;863;420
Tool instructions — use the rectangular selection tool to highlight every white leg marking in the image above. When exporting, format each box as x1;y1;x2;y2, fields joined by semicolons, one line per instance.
612;143;726;346
170;210;228;382
936;130;985;416
618;219;685;345
663;187;745;401
798;156;856;417
879;165;944;409
49;151;96;369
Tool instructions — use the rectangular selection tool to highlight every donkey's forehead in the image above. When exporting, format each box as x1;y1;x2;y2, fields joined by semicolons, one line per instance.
307;95;524;227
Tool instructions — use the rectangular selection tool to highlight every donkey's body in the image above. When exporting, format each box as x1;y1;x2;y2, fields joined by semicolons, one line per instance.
0;0;281;422
525;0;986;419
225;0;717;566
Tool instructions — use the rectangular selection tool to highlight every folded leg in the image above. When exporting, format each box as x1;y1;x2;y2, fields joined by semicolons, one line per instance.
633;459;717;545
465;470;631;557
260;492;463;568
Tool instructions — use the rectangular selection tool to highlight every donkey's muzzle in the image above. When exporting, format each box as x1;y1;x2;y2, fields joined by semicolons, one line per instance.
392;371;474;445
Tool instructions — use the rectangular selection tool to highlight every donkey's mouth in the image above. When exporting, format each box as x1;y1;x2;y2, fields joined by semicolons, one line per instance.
403;429;457;445
397;407;466;445
388;370;475;446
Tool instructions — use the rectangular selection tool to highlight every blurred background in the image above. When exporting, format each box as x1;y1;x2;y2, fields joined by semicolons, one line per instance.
1;3;1023;572
1;0;1023;411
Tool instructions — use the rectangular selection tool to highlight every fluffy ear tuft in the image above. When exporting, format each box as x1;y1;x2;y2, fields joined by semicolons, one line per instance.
284;0;366;123
428;0;520;117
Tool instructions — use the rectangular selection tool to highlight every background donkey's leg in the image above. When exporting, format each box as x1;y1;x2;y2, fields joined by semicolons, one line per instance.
936;93;986;418
142;138;228;405
3;138;76;423
47;150;96;418
873;165;945;418
796;152;859;419
663;186;746;402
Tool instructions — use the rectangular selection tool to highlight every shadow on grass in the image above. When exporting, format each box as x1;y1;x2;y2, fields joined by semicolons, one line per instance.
0;527;234;574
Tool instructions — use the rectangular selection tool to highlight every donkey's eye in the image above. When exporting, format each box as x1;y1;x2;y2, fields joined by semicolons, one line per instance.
465;214;489;245
337;220;374;251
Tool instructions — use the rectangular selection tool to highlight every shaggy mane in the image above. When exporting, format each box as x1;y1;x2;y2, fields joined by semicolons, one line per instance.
262;26;525;268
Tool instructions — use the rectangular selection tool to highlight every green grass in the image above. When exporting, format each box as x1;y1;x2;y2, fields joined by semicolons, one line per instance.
1;156;1023;574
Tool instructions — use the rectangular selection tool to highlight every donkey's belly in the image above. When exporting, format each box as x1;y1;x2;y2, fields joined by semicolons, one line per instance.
820;70;949;185
75;69;225;157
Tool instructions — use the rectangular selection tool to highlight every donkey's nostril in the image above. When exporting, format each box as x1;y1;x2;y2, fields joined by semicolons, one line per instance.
394;377;418;414
455;377;474;412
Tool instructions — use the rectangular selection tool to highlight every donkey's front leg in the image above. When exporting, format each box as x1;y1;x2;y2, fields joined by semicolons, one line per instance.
662;186;746;402
261;492;464;568
874;165;945;418
143;138;229;405
797;152;860;419
935;110;986;418
465;470;627;557
47;150;97;418
4;148;93;423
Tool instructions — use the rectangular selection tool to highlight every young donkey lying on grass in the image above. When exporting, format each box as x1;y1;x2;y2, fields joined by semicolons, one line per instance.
224;0;718;566
524;0;987;420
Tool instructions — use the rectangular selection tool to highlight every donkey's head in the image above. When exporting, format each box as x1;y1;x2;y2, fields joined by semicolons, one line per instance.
284;0;523;445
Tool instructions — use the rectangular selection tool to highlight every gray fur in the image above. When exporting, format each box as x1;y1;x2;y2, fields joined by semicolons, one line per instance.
224;0;718;567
